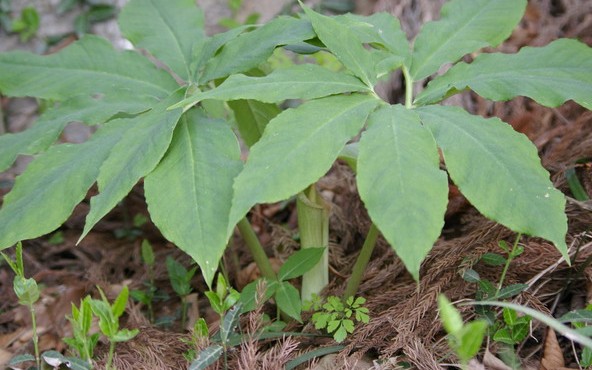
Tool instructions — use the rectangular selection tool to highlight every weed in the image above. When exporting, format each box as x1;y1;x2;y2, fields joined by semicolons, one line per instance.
308;295;370;343
130;239;158;323
166;256;197;328
64;297;99;365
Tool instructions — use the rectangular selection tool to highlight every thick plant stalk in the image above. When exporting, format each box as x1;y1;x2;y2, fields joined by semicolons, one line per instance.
237;217;277;280
343;224;380;300
297;185;330;303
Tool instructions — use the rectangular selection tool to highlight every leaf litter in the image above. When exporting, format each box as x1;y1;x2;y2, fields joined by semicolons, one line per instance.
1;0;592;368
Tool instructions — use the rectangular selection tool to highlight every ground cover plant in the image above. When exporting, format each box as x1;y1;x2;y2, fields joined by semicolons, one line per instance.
0;0;592;367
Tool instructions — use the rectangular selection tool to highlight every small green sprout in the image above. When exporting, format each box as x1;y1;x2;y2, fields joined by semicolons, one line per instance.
310;295;369;343
64;296;100;364
89;286;139;370
166;256;197;328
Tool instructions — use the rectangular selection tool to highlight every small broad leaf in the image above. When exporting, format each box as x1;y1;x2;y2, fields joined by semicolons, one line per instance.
8;353;35;365
239;278;276;313
229;94;378;235
410;0;526;80
301;3;376;86
493;327;514;345
502;307;518;326
111;285;129;318
174;64;371;109
0;35;178;100
558;309;592;324
188;345;223;370
119;0;206;81
496;284;529;300
278;247;325;281
145;109;242;287
0;120;133;250
112;328;139;342
416;39;592;109
166;256;194;297
14;276;40;306
417;105;568;260
275;282;302;322
456;320;488;362
89;299;116;336
462;269;481;283
81;91;184;241
438;295;463;335
201;16;315;82
480;253;507;267
358;105;448;280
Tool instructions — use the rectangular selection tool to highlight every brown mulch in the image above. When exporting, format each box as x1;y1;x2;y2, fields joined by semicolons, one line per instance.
1;0;592;369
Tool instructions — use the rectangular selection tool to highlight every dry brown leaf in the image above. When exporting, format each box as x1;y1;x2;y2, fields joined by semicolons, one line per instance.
0;348;13;367
539;328;564;370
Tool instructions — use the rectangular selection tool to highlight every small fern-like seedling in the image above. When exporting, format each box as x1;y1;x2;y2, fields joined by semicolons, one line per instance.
310;296;369;343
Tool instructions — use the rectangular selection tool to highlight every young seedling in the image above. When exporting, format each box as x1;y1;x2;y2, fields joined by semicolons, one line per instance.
130;239;157;323
166;256;197;328
64;296;100;365
438;295;488;368
1;242;42;369
308;295;370;343
239;247;325;322
205;273;240;319
89;286;139;370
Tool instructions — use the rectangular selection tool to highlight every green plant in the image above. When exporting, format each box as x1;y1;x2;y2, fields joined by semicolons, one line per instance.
166;256;197;328
11;6;39;42
560;304;592;366
0;0;589;310
89;286;139;370
239;247;325;321
57;0;117;37
1;242;42;369
130;239;157;322
308;295;369;343
438;295;488;368
205;273;241;318
64;296;100;364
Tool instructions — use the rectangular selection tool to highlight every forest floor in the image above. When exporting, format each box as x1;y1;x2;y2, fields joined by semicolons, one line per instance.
1;0;592;369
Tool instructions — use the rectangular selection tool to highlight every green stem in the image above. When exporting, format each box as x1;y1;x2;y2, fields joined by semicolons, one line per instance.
181;297;188;329
496;233;522;295
106;341;116;370
237;217;276;280
402;66;414;109
343;224;380;300
29;305;40;370
297;185;330;303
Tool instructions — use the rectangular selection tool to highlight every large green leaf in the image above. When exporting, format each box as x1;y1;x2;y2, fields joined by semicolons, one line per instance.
228;99;280;148
357;105;448;279
0;120;133;250
0;35;178;100
410;0;526;81
0;92;156;172
417;105;567;258
336;12;410;61
228;94;379;234
415;39;592;109
81;91;184;240
119;0;205;81
302;4;377;87
191;26;249;80
200;17;315;83
144;110;243;287
174;64;371;109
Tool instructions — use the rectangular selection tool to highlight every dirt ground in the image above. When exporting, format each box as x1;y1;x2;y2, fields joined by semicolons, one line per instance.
1;0;592;369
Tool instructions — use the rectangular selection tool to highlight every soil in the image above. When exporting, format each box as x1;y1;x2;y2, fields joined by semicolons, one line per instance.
1;0;592;369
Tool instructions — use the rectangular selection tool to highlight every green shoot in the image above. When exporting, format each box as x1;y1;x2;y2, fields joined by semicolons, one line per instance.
166;256;197;328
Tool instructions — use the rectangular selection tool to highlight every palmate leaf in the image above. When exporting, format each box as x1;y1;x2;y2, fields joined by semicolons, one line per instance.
200;16;315;83
301;3;377;87
144;110;242;287
0;35;178;100
415;39;592;109
0;120;134;250
119;0;206;81
80;91;184;241
174;64;371;109
410;0;526;81
417;105;567;258
357;105;448;279
0;91;156;172
229;94;379;234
